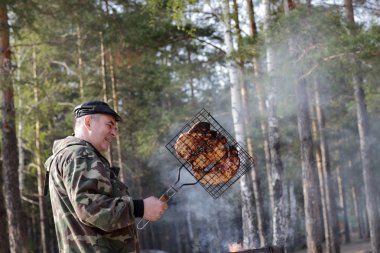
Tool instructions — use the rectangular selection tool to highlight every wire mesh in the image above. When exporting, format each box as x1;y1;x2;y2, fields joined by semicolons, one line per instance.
166;108;255;199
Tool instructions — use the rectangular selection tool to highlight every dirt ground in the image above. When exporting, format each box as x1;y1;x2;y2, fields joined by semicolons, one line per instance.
293;239;371;253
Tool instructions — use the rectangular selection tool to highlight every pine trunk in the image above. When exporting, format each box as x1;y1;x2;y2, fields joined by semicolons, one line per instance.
313;79;340;253
284;0;323;251
336;164;350;243
312;126;328;253
232;0;266;246
109;52;126;182
247;0;273;221
295;78;323;253
33;46;49;253
344;1;380;250
353;77;380;252
351;183;364;239
0;4;29;253
76;24;84;99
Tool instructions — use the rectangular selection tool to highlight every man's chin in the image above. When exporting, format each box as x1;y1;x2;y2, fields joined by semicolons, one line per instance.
99;144;111;154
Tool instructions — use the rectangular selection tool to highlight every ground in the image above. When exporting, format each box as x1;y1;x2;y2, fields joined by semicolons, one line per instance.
293;238;371;253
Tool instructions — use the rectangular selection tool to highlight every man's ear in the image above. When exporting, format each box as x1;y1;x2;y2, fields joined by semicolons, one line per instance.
84;115;92;129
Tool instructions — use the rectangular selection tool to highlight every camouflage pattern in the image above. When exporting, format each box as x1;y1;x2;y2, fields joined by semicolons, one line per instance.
45;136;140;253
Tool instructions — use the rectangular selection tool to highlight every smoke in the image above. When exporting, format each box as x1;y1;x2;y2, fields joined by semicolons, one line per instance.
142;115;245;252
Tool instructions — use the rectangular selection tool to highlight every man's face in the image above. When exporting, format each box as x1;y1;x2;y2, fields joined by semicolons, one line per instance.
87;114;118;153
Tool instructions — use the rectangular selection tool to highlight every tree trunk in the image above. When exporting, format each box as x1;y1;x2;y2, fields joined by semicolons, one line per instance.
262;0;276;220
284;0;323;251
344;1;380;250
295;78;323;253
248;2;273;216
76;24;84;99
0;161;10;253
336;164;350;243
222;0;258;248
313;78;340;253
33;46;49;253
353;76;380;252
263;0;286;247
267;94;285;247
312;125;328;253
351;180;364;239
99;31;112;162
0;4;29;253
109;52;126;182
232;0;266;246
100;31;108;103
16;54;25;195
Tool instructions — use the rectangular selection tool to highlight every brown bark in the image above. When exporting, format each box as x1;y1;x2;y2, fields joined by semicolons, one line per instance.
109;52;126;182
344;1;380;251
246;0;257;37
312;120;329;252
313;79;340;253
284;0;325;251
76;24;84;99
33;46;49;253
350;174;364;239
99;32;112;163
353;76;380;252
0;4;29;253
336;164;350;243
100;32;108;103
295;78;323;253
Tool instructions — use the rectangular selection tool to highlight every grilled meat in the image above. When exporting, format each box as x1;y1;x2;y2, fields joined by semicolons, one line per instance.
175;122;240;185
194;146;240;185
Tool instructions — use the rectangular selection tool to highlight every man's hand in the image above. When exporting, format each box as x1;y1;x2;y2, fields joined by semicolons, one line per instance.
143;196;168;221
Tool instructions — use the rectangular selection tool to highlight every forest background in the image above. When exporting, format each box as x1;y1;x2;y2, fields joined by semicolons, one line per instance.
0;0;380;253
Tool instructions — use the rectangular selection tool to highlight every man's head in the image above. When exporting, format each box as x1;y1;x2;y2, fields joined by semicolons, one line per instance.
73;101;121;153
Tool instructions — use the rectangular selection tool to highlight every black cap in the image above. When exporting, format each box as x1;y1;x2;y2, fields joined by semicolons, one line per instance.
74;101;122;122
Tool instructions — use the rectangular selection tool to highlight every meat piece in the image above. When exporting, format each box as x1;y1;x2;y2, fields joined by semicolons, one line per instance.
175;122;227;170
175;122;239;185
191;132;227;172
175;132;207;161
194;146;240;185
188;122;210;133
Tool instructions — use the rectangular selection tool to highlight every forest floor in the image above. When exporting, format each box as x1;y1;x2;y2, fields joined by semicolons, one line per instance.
293;237;371;253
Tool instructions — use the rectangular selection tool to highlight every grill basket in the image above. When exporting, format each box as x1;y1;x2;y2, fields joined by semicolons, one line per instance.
165;108;255;199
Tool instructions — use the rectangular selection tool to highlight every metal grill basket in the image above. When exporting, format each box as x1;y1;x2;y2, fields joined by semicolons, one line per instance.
165;108;255;199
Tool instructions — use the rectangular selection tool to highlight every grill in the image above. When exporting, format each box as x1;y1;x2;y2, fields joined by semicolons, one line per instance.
165;108;255;199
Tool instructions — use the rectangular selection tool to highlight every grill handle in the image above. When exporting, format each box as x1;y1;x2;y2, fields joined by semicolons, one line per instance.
136;186;177;230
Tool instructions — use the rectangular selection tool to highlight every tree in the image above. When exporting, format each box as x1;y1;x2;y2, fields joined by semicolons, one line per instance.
221;0;258;248
283;1;323;252
263;0;286;247
0;160;10;253
344;1;380;252
0;3;29;253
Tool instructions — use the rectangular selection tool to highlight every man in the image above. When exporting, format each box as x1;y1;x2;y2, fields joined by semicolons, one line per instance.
45;101;167;253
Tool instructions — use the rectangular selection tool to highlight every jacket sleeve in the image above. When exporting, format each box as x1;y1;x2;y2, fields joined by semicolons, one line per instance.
63;148;136;232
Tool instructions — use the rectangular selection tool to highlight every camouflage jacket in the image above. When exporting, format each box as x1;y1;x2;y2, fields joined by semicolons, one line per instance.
45;136;140;253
